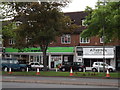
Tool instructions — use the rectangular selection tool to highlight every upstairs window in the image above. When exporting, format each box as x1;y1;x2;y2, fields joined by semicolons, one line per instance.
100;36;104;43
9;38;15;45
13;21;22;29
26;37;32;43
80;37;90;43
61;34;71;44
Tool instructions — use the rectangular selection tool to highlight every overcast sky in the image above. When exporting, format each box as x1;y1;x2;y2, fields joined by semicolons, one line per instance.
62;0;98;12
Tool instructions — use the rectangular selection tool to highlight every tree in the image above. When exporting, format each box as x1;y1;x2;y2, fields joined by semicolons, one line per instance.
3;2;78;71
81;2;120;43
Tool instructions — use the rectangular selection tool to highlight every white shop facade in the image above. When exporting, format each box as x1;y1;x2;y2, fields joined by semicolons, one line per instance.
75;46;115;70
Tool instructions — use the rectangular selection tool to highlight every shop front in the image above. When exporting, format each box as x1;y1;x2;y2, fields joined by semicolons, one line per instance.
49;55;74;68
76;46;115;70
4;47;74;69
116;46;120;70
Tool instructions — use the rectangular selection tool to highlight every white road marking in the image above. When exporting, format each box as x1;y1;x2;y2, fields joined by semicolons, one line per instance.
3;77;16;79
70;79;76;80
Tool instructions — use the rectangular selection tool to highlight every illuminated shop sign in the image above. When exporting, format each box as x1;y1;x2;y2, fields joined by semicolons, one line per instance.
82;47;114;58
83;48;114;55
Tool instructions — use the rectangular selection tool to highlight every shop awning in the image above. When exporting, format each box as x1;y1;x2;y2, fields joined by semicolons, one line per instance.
5;47;74;53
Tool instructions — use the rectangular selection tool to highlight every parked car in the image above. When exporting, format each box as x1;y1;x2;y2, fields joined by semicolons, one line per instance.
1;58;31;72
59;62;86;72
92;62;116;72
29;62;44;71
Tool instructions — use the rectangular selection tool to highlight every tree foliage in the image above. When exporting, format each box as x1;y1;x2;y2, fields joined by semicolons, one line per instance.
2;1;78;70
81;2;120;43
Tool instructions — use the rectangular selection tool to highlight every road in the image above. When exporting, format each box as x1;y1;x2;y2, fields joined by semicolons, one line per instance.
1;76;119;88
2;82;118;88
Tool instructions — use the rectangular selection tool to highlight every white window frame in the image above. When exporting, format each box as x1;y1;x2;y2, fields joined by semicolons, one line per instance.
61;34;71;44
80;37;90;43
100;37;104;43
9;38;15;45
26;37;32;43
13;21;22;29
81;19;85;26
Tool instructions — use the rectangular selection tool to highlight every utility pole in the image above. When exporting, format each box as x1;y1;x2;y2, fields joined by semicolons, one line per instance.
102;0;106;75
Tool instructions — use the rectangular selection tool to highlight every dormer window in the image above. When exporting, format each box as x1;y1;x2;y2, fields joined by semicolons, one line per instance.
71;19;75;24
81;19;87;26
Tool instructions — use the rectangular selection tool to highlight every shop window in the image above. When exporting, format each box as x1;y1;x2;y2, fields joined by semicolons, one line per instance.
64;56;68;62
5;54;11;58
9;38;15;45
51;56;62;68
80;37;90;43
61;34;71;44
77;51;83;56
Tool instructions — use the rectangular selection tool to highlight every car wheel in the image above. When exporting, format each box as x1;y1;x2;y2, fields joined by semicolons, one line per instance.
78;68;83;72
109;68;113;72
21;68;26;72
62;68;65;72
92;68;97;72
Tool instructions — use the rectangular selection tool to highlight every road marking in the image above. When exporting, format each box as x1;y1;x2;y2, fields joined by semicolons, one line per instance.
4;76;16;78
70;79;76;81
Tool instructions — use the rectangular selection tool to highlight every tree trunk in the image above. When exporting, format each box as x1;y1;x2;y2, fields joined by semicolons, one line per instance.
43;49;47;71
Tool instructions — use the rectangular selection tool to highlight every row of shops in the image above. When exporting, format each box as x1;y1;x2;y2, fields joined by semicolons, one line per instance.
3;46;120;70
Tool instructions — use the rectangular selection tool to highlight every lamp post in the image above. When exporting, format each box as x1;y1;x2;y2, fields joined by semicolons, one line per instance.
102;0;106;75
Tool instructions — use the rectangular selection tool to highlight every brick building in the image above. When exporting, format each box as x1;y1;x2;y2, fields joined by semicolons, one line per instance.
3;11;120;70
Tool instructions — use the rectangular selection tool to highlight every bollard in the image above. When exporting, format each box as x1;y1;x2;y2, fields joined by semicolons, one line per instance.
27;67;29;72
4;67;8;72
36;68;40;75
56;68;58;72
8;68;12;74
70;67;73;76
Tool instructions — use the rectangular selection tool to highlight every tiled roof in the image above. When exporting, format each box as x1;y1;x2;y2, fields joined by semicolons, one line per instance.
64;11;88;34
64;11;88;25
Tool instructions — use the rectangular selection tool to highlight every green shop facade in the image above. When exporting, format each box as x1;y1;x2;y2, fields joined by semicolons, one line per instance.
4;47;75;69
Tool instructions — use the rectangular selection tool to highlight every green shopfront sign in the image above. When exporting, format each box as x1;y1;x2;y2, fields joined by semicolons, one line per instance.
5;47;74;53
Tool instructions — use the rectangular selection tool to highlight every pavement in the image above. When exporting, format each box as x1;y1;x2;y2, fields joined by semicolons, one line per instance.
1;75;119;87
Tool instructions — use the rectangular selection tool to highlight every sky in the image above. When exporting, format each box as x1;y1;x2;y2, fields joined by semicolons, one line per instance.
62;0;98;12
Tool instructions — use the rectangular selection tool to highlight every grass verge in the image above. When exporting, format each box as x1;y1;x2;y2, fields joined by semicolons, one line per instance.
1;71;120;78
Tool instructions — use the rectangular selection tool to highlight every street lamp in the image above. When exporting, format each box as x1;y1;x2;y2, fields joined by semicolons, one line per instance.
102;0;106;75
